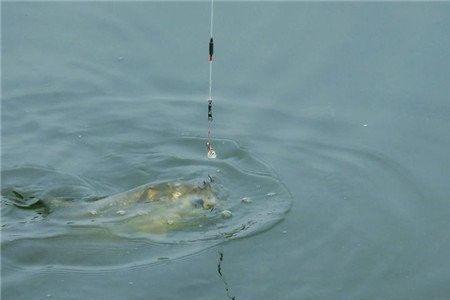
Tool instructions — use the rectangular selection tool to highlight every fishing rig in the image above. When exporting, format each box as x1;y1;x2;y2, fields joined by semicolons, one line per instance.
206;0;217;159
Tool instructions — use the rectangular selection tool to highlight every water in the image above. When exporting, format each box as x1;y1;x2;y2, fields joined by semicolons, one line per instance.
2;136;291;271
2;2;450;299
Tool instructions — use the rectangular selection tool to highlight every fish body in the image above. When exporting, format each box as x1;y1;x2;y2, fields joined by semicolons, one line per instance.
8;179;219;235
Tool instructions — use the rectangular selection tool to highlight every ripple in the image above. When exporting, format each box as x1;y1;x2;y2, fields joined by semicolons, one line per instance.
1;137;292;272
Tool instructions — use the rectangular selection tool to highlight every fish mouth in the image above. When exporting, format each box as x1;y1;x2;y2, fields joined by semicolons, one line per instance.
190;195;216;210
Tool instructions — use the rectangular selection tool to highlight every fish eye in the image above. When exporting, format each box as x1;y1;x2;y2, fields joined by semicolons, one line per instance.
203;201;215;210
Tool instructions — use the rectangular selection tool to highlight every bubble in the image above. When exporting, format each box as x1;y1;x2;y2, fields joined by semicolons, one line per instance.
221;210;232;219
241;197;252;203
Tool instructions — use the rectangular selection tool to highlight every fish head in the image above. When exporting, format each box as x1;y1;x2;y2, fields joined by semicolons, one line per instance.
189;179;218;210
189;193;217;210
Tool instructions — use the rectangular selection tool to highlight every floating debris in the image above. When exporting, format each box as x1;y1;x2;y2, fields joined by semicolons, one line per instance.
266;192;276;197
116;210;126;215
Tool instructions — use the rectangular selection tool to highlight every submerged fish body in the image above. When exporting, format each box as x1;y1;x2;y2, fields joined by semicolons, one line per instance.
28;179;220;234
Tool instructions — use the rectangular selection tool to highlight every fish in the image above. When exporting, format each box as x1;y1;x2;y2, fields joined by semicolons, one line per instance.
5;177;220;235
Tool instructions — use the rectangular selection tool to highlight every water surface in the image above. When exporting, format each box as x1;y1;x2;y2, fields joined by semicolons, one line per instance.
2;2;450;299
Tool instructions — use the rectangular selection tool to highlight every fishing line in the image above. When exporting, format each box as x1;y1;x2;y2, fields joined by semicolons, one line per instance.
206;0;216;159
217;248;236;300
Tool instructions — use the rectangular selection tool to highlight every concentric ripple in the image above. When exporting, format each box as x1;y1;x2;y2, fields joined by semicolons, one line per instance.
1;137;292;271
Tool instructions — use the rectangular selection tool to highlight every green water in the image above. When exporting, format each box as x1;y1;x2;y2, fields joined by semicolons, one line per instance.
2;2;450;299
